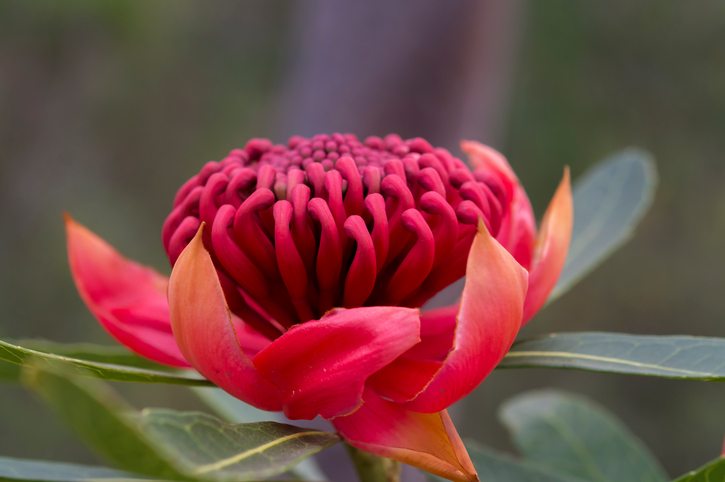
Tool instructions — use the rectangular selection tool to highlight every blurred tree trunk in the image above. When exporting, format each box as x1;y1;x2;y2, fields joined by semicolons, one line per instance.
275;0;523;148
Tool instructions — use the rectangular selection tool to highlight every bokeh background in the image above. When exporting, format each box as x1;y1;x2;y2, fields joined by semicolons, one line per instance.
1;0;724;477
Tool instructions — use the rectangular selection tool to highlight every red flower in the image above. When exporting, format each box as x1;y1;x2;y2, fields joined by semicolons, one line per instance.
66;134;572;482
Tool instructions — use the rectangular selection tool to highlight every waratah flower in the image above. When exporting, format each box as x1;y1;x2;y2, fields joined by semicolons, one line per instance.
66;133;572;482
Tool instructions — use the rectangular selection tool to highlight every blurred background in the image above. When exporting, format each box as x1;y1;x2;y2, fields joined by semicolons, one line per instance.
1;0;724;477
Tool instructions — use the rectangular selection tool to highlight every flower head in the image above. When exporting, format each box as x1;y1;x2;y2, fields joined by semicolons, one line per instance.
163;134;524;325
66;134;572;482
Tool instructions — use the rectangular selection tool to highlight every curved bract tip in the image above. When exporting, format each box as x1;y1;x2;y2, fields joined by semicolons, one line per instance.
460;139;517;182
401;220;529;413
65;214;188;367
523;168;573;323
167;224;283;411
334;390;478;482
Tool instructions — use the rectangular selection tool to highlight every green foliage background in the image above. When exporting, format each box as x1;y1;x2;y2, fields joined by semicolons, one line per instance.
0;0;723;475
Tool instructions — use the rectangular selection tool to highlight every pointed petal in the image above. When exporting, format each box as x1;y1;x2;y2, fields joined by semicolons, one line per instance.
461;140;537;268
497;186;537;269
523;169;573;323
253;306;421;420
65;215;188;367
168;225;283;411
404;221;528;413
334;389;478;482
461;140;517;182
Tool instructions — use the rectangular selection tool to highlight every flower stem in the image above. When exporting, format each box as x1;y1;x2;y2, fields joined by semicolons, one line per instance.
345;444;401;482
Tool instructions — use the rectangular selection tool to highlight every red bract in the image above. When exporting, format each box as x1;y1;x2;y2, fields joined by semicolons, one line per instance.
66;134;572;482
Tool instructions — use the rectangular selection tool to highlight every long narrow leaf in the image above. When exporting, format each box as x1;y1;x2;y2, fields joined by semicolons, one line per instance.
0;456;135;482
550;149;656;301
0;338;209;386
193;387;330;481
137;409;338;482
9;339;157;367
193;387;277;424
673;457;725;482
23;363;338;482
22;362;185;478
500;332;725;380
425;149;656;310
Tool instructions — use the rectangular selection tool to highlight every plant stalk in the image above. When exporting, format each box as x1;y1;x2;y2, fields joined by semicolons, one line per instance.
345;444;401;482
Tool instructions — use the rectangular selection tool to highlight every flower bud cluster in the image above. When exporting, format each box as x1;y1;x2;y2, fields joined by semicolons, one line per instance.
162;134;510;335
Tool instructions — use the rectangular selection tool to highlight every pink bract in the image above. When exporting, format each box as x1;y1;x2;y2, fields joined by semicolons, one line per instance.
66;134;572;482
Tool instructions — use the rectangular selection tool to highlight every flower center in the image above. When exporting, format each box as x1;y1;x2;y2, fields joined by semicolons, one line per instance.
162;133;510;337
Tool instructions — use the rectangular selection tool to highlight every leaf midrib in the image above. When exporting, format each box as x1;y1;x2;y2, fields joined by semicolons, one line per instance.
192;430;331;475
503;350;717;377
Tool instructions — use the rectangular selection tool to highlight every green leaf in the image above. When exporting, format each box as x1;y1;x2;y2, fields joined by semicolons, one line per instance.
0;456;135;482
21;361;185;479
0;339;159;382
10;339;159;367
499;390;667;482
192;388;328;482
136;409;339;482
550;149;657;301
426;443;591;482
192;387;276;424
464;443;589;482
673;457;725;482
500;332;725;380
0;337;210;386
23;362;338;481
426;148;657;310
0;360;17;381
